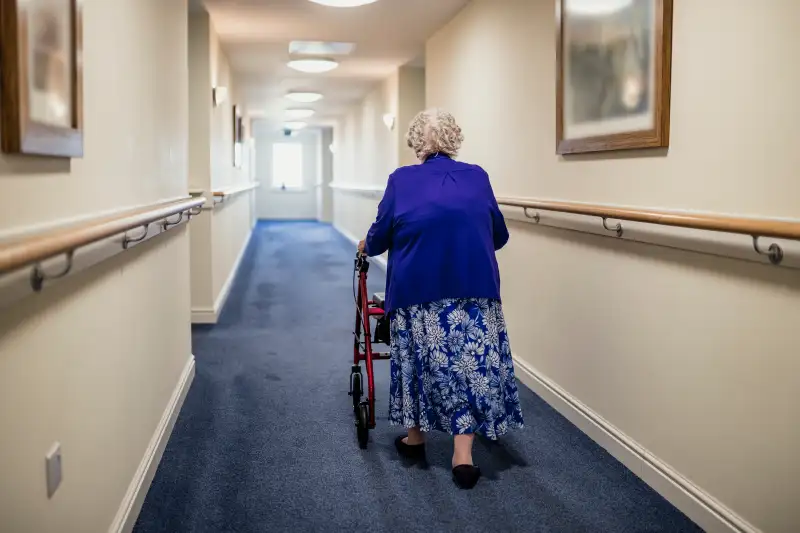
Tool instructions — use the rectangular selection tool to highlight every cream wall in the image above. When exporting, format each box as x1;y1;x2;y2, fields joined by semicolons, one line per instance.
318;127;334;223
253;121;321;220
188;13;211;192
209;21;254;314
397;66;426;167
426;1;800;532
332;70;424;244
0;1;192;532
188;12;215;312
188;14;255;322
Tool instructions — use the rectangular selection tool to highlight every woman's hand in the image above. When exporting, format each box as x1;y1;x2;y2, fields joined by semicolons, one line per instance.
358;240;366;254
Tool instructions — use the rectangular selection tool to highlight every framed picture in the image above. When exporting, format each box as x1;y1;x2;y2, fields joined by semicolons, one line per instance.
556;0;673;155
0;0;83;158
232;104;243;168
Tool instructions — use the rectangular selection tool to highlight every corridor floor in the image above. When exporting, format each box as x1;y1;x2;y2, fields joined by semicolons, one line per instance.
134;221;702;533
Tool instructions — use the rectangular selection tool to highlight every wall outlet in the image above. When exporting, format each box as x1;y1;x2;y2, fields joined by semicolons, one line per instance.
45;442;62;499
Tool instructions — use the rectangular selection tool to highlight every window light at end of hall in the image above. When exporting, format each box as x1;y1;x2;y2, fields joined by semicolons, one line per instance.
566;0;633;16
308;0;380;7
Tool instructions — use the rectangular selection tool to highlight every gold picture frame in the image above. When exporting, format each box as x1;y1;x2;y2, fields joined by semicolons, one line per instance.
0;0;83;158
556;0;673;155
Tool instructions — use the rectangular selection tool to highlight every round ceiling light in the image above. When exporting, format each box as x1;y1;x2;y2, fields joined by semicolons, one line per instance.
308;0;380;7
284;121;308;130
285;92;323;103
285;108;316;119
566;0;633;16
287;58;339;73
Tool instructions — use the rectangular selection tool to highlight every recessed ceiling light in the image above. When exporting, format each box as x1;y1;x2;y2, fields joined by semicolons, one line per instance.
308;0;379;7
287;58;339;73
566;0;633;16
285;109;315;119
289;41;356;56
284;121;308;130
285;92;323;103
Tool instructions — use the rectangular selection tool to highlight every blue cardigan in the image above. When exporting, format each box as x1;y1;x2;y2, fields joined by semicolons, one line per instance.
365;154;509;314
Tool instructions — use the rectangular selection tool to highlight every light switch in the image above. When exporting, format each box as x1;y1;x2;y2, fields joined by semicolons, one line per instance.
45;442;62;499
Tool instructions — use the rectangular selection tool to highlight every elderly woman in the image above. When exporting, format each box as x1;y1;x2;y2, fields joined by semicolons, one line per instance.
358;108;524;489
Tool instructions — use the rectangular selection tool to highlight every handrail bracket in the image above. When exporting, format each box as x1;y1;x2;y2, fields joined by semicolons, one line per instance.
523;207;540;224
602;217;624;238
122;224;150;249
752;235;783;265
162;212;185;230
31;251;75;292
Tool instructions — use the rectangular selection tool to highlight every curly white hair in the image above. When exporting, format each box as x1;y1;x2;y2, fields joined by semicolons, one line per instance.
405;108;464;161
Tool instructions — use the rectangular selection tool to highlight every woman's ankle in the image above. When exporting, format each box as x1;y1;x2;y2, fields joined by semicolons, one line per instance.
452;434;475;466
404;427;425;445
452;452;473;467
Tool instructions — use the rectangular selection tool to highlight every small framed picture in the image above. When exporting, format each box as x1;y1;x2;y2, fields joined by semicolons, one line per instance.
233;105;243;168
556;0;673;155
0;0;83;157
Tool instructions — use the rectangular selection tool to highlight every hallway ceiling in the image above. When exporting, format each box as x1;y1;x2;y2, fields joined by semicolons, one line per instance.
194;0;469;126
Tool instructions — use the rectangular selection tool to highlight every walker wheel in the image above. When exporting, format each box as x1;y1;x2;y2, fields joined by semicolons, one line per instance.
356;403;369;449
349;371;362;413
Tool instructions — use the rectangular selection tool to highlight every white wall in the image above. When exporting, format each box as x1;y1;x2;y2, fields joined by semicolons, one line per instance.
0;1;192;532
188;13;254;322
332;69;423;243
426;1;800;532
208;20;254;316
188;12;215;312
253;121;321;220
397;66;426;167
318;127;334;223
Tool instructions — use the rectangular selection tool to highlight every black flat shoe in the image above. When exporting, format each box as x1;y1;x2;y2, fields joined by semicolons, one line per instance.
394;435;425;460
452;465;481;489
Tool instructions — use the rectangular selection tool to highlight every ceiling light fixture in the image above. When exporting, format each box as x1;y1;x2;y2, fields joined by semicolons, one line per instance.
285;92;323;103
566;0;633;16
285;109;316;119
284;121;308;130
287;58;339;73
308;0;380;7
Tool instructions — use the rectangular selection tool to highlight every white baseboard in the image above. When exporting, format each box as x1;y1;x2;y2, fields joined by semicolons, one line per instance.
109;354;196;533
190;307;218;324
334;224;387;270
511;355;759;533
191;229;253;324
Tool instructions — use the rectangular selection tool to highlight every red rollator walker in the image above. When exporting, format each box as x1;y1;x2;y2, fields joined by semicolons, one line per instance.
349;251;391;449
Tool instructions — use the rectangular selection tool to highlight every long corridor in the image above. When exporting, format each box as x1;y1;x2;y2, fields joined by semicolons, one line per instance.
133;222;701;533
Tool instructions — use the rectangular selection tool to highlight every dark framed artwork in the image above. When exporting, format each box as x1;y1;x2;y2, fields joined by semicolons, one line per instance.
232;104;243;168
556;0;673;155
0;0;83;157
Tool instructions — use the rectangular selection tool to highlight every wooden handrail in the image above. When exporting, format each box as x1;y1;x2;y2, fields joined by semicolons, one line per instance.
0;197;205;275
496;197;800;241
212;182;259;199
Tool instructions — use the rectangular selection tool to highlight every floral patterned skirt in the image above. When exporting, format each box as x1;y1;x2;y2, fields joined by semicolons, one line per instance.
388;298;524;439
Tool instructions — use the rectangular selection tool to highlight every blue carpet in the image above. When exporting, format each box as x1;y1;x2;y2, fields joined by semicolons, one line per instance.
134;221;703;533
